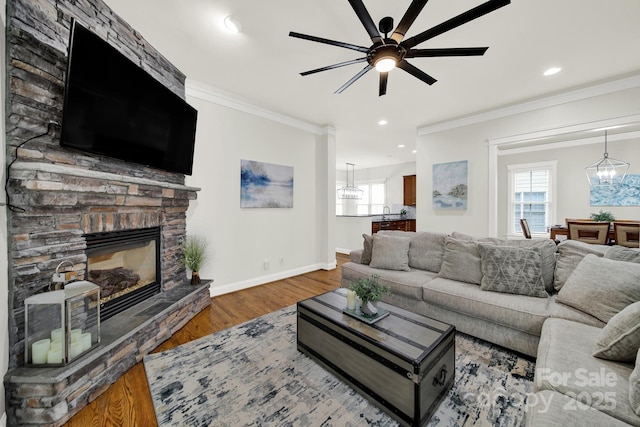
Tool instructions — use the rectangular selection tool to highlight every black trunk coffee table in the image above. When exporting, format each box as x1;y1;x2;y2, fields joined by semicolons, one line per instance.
297;288;455;427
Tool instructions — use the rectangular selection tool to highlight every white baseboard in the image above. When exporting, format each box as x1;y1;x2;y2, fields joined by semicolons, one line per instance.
1;412;6;427
335;247;351;255
209;263;330;297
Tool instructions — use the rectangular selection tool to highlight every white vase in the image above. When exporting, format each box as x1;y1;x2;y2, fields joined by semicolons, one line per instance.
360;300;378;316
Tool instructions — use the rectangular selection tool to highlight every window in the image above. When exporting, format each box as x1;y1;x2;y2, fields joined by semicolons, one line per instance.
336;181;385;215
507;161;556;236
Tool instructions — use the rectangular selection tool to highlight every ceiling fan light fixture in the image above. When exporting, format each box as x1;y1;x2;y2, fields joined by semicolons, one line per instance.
224;15;243;33
375;57;397;72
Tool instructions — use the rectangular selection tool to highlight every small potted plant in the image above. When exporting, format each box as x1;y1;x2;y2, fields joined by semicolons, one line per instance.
349;275;391;316
590;210;616;222
180;235;207;284
400;208;407;217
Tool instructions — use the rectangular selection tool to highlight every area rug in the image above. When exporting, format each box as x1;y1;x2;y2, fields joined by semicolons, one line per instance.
143;305;535;426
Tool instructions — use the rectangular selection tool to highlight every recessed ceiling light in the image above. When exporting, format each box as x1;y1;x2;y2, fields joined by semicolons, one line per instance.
412;150;417;154
224;15;243;33
378;119;388;126
543;67;562;76
397;144;405;148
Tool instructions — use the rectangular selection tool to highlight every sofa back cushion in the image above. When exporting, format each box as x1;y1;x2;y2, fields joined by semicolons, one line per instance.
557;254;640;323
593;301;640;362
478;243;548;298
605;246;640;263
369;234;411;271
407;232;447;272
553;240;608;291
631;347;640;416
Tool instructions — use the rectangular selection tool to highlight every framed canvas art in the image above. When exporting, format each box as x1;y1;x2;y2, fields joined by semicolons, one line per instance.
590;174;640;206
241;160;294;208
433;160;468;210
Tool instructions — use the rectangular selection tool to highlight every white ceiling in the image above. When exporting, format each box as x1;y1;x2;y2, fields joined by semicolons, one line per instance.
103;0;640;169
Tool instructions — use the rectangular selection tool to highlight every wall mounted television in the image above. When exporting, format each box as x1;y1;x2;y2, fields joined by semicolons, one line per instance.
61;20;197;175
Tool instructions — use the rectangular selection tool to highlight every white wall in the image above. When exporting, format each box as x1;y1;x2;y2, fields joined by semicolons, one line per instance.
417;85;640;237
1;0;8;424
185;82;334;296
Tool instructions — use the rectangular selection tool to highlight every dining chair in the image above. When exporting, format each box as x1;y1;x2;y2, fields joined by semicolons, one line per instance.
613;222;640;248
567;221;610;245
519;219;531;239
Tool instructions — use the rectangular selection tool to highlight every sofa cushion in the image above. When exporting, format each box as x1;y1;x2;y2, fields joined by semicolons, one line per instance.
548;295;606;328
536;318;637;425
437;237;482;284
361;234;373;265
422;277;551;336
369;234;411;271
557;254;640;323
407;231;447;273
631;347;640;416
341;261;435;301
594;301;640;362
553;240;608;291
605;245;640;263
478;243;548;298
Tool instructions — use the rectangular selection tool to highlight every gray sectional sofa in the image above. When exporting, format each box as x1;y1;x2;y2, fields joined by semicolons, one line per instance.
341;230;640;426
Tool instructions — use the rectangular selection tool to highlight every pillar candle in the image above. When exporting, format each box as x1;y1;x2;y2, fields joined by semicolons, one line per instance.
80;332;92;352
51;328;63;342
47;348;62;364
346;290;357;311
31;338;51;364
70;329;82;343
70;342;83;360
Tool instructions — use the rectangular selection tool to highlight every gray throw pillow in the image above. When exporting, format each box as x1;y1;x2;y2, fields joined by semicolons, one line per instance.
361;234;373;265
369;234;411;271
478;243;548;298
605;246;640;263
408;232;447;273
557;255;640;323
631;347;640;416
553;240;608;291
438;237;482;285
593;301;640;361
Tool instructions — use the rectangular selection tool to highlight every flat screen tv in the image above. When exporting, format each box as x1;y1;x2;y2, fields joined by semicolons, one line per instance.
61;20;197;175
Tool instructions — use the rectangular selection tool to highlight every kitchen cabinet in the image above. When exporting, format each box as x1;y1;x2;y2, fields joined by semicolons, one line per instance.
372;219;415;234
403;175;416;206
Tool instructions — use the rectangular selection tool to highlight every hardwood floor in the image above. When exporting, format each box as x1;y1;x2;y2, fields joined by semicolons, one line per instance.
64;254;348;426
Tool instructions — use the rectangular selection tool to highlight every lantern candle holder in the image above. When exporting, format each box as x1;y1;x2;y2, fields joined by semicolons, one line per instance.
24;280;100;366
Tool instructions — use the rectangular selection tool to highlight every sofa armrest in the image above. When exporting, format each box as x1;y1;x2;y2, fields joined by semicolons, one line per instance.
349;249;364;264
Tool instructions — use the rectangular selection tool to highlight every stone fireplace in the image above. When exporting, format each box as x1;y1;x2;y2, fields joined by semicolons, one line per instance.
4;0;211;425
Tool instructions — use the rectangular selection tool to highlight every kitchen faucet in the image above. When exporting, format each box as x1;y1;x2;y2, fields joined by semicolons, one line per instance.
383;206;390;219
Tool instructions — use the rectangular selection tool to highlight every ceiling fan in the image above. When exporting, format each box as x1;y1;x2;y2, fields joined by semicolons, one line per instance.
289;0;510;96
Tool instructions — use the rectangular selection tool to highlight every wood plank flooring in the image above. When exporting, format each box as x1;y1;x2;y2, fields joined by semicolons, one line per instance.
64;253;348;426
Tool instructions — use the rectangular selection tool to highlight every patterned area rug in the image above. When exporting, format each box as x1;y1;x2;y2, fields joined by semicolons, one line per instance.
143;305;535;426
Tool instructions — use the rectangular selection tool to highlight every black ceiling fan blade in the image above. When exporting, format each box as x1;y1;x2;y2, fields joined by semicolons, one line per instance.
347;0;383;44
391;0;430;43
402;0;510;50
379;72;388;96
300;57;368;76
289;32;369;53
397;60;437;85
405;47;489;58
335;64;373;94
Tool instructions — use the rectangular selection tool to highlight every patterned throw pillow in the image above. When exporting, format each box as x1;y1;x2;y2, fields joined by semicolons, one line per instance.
477;243;548;298
369;234;411;271
593;301;640;361
631;347;640;416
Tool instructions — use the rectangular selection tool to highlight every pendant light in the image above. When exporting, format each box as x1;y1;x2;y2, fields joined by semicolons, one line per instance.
585;130;629;186
337;163;363;199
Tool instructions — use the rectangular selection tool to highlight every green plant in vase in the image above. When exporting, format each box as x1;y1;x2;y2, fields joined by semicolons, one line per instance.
590;210;615;222
349;275;391;317
180;235;208;284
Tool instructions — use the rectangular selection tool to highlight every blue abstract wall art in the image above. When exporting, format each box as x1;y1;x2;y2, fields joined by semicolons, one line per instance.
590;174;640;206
241;160;294;208
433;160;468;210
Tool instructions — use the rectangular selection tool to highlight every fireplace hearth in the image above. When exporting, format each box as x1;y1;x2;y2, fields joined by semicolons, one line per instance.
85;227;161;321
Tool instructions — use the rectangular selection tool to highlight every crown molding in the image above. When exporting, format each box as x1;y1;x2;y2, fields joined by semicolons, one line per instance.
418;74;640;136
185;79;326;135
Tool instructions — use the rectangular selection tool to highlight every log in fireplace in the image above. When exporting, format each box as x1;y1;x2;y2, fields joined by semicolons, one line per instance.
85;227;161;321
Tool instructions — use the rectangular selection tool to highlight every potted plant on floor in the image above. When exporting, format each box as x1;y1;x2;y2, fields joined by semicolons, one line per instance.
180;235;208;284
349;275;391;316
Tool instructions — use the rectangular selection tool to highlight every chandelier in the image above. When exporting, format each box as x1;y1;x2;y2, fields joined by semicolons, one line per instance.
337;163;363;199
585;130;629;186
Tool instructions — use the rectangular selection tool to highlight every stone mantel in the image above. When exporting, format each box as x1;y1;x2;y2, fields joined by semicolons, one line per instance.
12;161;202;193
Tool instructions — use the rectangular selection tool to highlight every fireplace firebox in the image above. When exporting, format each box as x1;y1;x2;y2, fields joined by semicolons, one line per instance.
85;227;161;321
